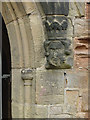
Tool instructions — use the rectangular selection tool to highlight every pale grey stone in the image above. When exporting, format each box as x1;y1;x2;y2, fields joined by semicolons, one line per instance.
49;105;63;115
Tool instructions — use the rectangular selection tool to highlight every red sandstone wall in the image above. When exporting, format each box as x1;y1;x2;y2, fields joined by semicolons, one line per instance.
73;2;90;118
86;2;90;19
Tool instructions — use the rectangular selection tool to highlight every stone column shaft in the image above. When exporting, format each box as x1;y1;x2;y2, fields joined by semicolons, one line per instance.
21;68;33;118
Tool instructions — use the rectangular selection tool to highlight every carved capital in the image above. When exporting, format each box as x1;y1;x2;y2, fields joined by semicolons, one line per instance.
21;68;33;80
44;16;70;39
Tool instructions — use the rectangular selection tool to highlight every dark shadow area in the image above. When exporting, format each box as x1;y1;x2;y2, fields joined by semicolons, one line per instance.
40;2;69;15
2;17;11;119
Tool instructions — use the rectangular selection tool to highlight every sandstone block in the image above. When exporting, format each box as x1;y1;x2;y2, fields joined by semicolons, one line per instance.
35;105;48;118
36;70;64;104
49;105;63;115
49;113;73;118
74;18;88;37
64;89;79;114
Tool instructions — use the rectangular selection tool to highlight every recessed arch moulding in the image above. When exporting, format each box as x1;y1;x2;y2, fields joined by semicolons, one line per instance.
1;2;45;118
1;1;88;119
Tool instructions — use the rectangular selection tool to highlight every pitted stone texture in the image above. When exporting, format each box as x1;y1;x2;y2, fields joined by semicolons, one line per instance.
74;18;88;38
44;38;73;69
36;70;64;104
44;16;73;69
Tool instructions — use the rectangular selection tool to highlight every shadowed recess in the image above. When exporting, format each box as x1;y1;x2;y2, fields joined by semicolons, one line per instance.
40;1;69;15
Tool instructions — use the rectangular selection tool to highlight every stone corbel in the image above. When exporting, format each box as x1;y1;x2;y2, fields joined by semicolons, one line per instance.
43;16;73;69
21;68;33;86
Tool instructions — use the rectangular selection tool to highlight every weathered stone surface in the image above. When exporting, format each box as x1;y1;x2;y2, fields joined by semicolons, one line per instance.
76;112;88;118
75;2;85;17
24;104;33;118
2;2;16;24
12;99;24;118
2;2;88;119
35;105;48;118
44;16;73;38
36;70;65;105
18;15;33;68
45;16;68;33
49;113;73;118
64;70;88;89
44;39;73;69
40;2;69;15
81;90;88;112
36;94;64;105
40;2;85;17
74;38;88;70
74;18;88;37
11;2;26;19
86;3;90;19
7;20;24;68
44;16;73;69
12;69;24;103
29;13;45;68
69;2;85;17
36;70;64;94
49;105;63;115
22;2;36;15
64;90;79;114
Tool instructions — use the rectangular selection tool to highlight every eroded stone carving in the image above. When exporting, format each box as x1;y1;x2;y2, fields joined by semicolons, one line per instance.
44;39;72;69
21;68;33;80
44;16;73;69
44;16;69;38
45;18;68;32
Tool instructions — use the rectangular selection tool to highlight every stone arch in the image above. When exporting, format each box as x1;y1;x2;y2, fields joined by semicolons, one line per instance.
2;2;45;69
0;1;88;119
1;2;45;118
